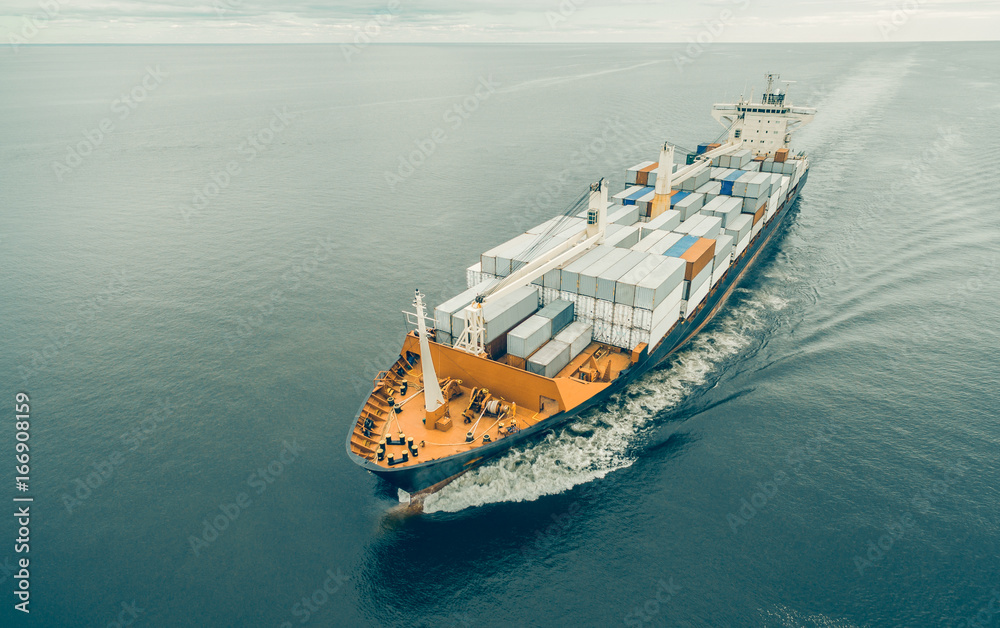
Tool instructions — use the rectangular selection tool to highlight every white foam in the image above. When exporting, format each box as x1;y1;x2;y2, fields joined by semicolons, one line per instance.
759;604;861;627
422;287;787;514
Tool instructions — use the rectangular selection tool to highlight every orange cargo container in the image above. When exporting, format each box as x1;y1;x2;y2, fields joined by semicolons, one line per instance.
775;148;789;163
753;204;765;224
681;238;716;280
707;143;721;150
636;162;658;186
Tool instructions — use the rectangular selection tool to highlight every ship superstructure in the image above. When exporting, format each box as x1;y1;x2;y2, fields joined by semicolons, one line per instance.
347;75;817;495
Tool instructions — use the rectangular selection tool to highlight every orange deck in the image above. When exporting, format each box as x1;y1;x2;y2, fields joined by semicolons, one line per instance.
348;333;634;469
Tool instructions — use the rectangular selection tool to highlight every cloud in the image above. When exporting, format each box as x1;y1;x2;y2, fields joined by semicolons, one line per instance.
1;0;998;42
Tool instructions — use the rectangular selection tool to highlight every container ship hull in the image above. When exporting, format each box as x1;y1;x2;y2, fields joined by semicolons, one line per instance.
346;75;816;497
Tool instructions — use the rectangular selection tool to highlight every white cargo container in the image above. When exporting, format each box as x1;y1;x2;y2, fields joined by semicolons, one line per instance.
679;168;711;192
578;248;630;298
613;302;634;328
467;261;485;289
702;196;743;228
559;245;617;293
435;279;494;336
605;224;641;249
641;210;681;237
575;294;596;322
481;233;535;276
683;263;712;301
592;319;613;344
629;327;650;349
696;180;722;197
673;193;706;221
507;315;553;359
608;205;640;226
724;214;753;245
614;253;667;306
731;172;758;197
685;278;711;319
554;321;592;359
713;233;734;266
647;231;685;256
594;298;614;321
711;167;737;180
453;285;539;345
742;192;768;214
634;258;686;310
595;250;648;302
527;339;571;378
674;214;707;235
649;299;682;347
730;149;753;169
631;230;670;253
751;219;763;239
690;215;723;239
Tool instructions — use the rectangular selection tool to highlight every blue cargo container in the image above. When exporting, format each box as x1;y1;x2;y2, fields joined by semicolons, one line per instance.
662;235;700;258
696;143;710;155
626;186;655;202
670;191;691;207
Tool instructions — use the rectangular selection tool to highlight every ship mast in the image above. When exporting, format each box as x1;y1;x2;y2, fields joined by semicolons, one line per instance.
412;289;447;421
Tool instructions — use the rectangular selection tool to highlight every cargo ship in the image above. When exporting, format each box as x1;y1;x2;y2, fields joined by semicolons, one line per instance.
347;74;817;496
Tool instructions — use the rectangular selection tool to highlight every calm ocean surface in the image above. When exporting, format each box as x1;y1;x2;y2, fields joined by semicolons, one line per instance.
1;43;998;627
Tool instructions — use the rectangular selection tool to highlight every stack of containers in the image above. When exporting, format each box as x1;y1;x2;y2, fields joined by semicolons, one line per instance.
725;214;753;258
674;215;706;235
481;233;535;276
576;249;632;342
633;188;658;216
719;170;748;196
632;230;671;253
633;257;687;350
626;161;656;186
434;279;495;346
613;185;655;207
673;192;706;221
594;251;648;345
711;234;734;287
452;285;540;358
616;256;686;350
663;236;715;313
679;169;711;192
505;299;576;369
647;231;685;255
554;321;593;363
695;180;722;203
607;205;641;226
604;224;641;249
639;209;682;237
537;299;574;335
527;339;572;378
467;261;486;289
701;196;743;228
716;149;753;169
558;245;616;317
506;315;553;363
689;215;723;240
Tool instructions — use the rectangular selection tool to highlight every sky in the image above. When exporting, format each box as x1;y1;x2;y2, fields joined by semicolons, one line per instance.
1;0;998;44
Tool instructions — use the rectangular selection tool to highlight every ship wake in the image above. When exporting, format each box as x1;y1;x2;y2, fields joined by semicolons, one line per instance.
421;287;788;514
